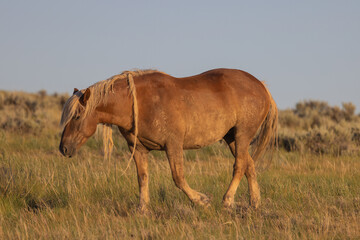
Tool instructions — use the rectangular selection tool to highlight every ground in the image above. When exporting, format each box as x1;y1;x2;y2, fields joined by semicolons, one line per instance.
0;91;359;239
0;130;359;239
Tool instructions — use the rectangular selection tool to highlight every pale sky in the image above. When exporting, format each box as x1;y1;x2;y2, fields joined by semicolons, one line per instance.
0;0;359;111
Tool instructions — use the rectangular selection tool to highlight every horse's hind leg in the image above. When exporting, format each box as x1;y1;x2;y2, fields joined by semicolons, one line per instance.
244;154;260;208
223;128;260;208
165;142;210;206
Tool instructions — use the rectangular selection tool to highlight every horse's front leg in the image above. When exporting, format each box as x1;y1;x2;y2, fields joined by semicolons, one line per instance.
130;147;150;213
165;142;210;206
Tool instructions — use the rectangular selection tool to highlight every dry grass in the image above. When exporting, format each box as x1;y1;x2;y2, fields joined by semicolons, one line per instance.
0;92;359;239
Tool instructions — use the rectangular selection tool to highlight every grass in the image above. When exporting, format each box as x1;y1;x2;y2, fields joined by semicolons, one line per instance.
0;129;359;239
0;92;359;239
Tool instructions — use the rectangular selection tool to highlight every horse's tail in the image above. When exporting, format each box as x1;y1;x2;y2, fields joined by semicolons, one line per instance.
251;82;278;162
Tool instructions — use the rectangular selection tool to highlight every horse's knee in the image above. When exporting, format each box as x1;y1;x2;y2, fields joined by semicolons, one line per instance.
138;173;148;186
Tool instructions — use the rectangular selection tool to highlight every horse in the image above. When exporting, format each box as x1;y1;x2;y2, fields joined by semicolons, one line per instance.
59;68;278;212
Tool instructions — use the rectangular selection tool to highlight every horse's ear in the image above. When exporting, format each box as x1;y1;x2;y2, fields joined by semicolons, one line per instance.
73;88;79;94
79;88;91;106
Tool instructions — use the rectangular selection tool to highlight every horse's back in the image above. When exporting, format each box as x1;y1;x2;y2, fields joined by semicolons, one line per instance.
173;68;270;120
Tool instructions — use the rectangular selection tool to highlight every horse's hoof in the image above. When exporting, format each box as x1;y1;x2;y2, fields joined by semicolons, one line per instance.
137;205;150;215
195;193;211;207
222;197;234;209
250;201;260;209
249;196;261;209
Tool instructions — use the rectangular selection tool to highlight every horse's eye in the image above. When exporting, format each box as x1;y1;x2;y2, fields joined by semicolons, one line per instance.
75;115;80;120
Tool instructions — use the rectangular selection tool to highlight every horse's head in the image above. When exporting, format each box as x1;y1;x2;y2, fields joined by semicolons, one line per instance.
59;88;98;157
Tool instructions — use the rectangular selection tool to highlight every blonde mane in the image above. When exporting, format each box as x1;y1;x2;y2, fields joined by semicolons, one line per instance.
60;69;160;159
60;69;159;128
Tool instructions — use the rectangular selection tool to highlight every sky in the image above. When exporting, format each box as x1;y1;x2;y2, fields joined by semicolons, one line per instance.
0;0;359;111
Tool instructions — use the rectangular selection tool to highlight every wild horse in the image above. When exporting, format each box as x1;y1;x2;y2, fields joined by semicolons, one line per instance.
59;68;278;212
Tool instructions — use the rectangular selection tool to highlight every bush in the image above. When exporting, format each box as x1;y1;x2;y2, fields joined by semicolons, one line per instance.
0;91;67;134
303;127;352;155
279;100;359;155
342;102;356;121
352;128;360;146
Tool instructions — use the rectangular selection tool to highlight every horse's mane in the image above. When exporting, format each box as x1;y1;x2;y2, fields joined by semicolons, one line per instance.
60;69;160;129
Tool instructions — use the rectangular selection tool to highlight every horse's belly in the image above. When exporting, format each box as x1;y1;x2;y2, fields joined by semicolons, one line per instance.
182;113;234;149
183;134;225;149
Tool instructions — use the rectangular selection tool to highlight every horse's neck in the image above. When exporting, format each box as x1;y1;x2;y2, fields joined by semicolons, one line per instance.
96;88;133;130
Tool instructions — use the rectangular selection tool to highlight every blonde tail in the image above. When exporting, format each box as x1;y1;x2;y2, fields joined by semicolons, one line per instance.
251;83;278;162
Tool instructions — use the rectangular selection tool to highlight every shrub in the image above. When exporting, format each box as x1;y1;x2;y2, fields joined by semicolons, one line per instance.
342;102;356;121
38;90;47;98
303;127;351;155
278;134;301;152
279;100;359;155
352;128;360;146
0;91;66;134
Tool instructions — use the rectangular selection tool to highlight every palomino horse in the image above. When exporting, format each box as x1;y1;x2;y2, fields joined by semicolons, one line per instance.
59;68;278;211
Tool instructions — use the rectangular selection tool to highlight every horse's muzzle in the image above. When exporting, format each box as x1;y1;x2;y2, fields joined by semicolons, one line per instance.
59;144;75;158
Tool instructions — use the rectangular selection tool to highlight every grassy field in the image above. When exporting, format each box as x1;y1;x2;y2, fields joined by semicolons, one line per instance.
0;91;359;239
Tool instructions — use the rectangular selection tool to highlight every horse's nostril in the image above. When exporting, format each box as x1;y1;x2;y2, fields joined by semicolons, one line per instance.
63;146;68;154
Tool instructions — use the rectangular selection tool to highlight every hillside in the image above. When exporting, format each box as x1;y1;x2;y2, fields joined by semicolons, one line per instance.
1;90;359;156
